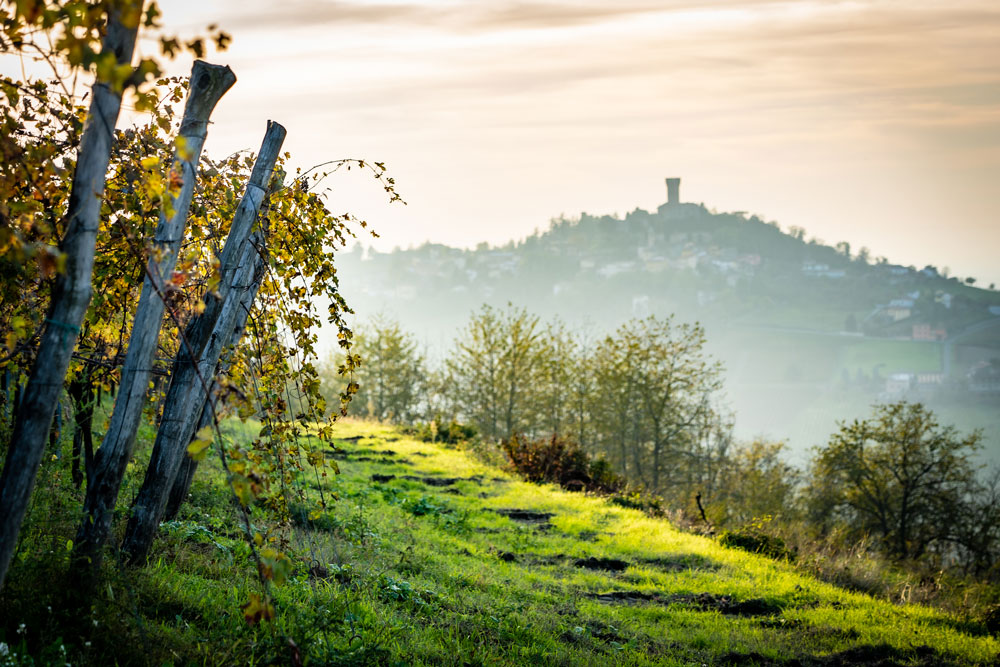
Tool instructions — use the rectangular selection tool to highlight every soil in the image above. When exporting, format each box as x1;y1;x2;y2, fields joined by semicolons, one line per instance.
493;509;555;525
589;591;781;616
574;557;630;572
718;643;955;666
636;554;721;572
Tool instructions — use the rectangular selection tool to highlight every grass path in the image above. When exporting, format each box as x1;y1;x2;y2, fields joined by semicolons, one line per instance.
263;421;996;665
3;420;997;665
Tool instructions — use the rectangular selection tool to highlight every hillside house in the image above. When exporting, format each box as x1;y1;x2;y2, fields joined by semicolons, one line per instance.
912;323;947;341
886;299;915;321
885;373;913;396
598;261;636;278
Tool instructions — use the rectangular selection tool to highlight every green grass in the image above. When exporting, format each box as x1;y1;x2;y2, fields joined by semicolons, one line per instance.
841;339;942;375
2;421;998;665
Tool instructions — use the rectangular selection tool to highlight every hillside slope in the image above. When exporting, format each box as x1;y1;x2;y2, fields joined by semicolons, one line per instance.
3;421;998;665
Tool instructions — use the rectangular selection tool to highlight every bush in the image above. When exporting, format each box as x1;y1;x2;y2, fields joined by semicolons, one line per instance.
984;604;1000;636
500;433;625;494
608;490;666;517
406;417;477;445
719;528;795;561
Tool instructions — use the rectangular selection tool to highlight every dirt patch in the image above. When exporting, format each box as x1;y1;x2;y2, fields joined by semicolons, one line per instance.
371;474;481;487
718;644;954;667
493;509;554;522
636;554;721;572
589;591;780;616
336;435;364;442
672;593;780;616
590;591;659;604
407;476;464;487
574;557;629;572
493;508;555;527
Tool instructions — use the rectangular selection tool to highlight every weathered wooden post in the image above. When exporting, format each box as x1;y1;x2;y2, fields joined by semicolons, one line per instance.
121;122;286;564
163;247;267;520
73;60;236;568
0;2;142;591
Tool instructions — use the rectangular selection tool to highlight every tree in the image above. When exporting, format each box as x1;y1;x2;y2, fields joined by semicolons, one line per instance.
706;439;798;527
342;315;425;424
444;304;544;440
807;402;981;561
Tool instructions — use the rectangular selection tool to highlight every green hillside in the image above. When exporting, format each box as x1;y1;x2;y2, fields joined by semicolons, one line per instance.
5;421;997;665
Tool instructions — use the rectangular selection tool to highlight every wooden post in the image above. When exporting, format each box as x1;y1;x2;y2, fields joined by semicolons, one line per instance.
73;60;236;567
163;237;267;520
121;122;286;564
0;3;142;591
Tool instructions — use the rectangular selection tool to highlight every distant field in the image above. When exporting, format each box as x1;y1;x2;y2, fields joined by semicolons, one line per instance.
840;338;942;375
712;329;942;387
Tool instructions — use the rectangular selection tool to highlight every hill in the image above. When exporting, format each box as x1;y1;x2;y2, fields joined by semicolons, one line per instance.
5;420;997;664
333;186;1000;461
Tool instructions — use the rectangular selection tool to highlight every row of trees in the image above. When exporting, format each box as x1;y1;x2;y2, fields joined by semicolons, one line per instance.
0;1;394;599
327;306;734;499
327;309;1000;576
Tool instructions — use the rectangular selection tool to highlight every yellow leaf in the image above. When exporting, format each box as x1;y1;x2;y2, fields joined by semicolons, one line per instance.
240;593;274;625
175;136;194;162
186;437;211;462
230;474;254;506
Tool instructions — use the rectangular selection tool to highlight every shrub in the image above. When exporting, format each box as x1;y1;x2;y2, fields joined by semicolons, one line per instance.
406;417;477;445
719;528;794;561
500;433;625;494
608;490;666;517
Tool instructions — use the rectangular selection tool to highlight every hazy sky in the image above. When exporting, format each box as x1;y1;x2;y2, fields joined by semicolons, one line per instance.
73;2;1000;284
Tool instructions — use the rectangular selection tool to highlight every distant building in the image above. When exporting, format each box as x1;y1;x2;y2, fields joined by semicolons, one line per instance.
912;323;947;341
885;373;914;395
598;261;636;278
886;299;915;321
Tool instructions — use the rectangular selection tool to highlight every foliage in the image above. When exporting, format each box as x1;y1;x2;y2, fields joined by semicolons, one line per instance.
501;432;624;494
322;314;425;423
0;0;407;635
719;519;795;561
807;401;983;562
701;439;800;527
442;304;546;441
406;417;478;445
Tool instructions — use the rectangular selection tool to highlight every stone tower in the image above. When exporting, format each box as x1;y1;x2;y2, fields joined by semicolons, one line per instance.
665;177;680;205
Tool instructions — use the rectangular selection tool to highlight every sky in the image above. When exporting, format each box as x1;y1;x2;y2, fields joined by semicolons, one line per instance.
38;1;1000;283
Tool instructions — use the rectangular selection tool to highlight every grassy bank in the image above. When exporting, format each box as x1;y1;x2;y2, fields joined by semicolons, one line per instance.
1;420;998;665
